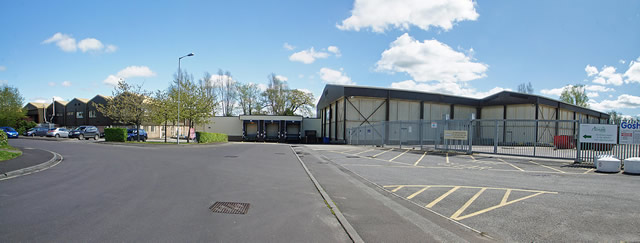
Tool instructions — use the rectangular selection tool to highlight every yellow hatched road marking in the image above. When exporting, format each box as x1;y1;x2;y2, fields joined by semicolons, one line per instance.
528;160;565;173
354;149;375;155
583;168;595;174
453;192;546;221
450;188;487;220
497;158;525;171
390;149;410;162
407;186;430;199
414;152;427;166
446;153;450;164
469;155;476;160
372;149;392;158
383;185;557;194
391;186;405;192
500;189;512;205
426;186;460;208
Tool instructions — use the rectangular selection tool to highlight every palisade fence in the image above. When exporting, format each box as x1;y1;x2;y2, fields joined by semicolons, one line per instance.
348;119;640;163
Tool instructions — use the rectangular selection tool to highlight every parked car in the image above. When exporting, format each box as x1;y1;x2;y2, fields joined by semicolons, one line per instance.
24;128;36;136
127;128;148;141
46;127;70;138
31;127;50;137
68;126;100;140
0;127;19;138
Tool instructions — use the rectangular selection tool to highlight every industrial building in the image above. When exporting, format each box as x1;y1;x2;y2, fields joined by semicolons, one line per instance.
316;84;610;144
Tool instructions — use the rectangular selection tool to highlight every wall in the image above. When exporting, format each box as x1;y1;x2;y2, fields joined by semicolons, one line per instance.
424;103;451;121
453;105;475;120
198;116;243;136
302;118;321;135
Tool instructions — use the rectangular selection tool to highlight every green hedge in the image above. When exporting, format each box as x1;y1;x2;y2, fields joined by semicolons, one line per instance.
104;128;127;142
0;131;7;147
196;132;228;143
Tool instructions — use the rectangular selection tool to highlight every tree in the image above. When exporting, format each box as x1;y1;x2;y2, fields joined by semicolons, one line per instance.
0;85;26;127
517;82;534;94
149;89;175;142
236;83;262;115
263;73;288;115
95;80;151;141
284;89;315;116
169;70;216;143
216;69;236;116
199;72;217;116
560;84;589;108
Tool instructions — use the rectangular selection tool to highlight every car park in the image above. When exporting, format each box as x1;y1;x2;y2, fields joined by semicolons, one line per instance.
0;127;19;138
127;128;147;141
46;127;70;138
68;126;100;140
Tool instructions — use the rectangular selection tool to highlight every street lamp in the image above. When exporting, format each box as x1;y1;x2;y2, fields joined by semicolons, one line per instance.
177;52;194;144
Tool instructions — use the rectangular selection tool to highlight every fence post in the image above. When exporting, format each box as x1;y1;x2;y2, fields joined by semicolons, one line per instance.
419;120;424;150
468;120;473;154
576;119;582;163
493;120;498;154
534;120;538;157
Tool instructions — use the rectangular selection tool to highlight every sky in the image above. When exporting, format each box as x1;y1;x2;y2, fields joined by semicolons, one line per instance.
1;0;639;118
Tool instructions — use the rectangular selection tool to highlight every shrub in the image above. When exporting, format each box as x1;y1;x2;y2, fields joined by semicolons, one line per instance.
0;131;7;147
196;132;228;144
104;128;127;142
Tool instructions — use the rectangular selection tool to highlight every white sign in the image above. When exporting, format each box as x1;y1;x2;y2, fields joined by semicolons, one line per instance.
431;122;437;128
579;124;617;144
619;121;640;145
444;130;468;140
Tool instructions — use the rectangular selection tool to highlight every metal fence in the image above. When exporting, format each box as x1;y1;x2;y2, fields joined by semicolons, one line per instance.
347;119;640;163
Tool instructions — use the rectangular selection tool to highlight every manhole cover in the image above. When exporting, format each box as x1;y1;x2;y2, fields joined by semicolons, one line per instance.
346;156;360;158
209;202;250;214
224;155;238;158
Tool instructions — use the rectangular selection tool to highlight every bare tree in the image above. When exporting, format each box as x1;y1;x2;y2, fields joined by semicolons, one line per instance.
216;69;236;116
517;82;534;94
263;73;288;115
236;83;262;115
199;72;217;115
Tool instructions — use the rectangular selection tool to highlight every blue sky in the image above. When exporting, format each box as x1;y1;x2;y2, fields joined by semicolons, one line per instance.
1;0;639;117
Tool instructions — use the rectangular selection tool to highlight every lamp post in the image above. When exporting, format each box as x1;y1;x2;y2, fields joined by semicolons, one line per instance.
177;52;194;144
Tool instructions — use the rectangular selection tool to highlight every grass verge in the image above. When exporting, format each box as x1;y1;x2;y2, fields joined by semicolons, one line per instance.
0;150;22;161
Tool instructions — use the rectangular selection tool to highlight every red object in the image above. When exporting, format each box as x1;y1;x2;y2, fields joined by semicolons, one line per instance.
554;135;575;149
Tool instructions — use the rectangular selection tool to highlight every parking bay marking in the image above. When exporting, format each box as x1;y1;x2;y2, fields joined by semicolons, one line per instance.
414;152;427;166
528;160;566;173
384;185;557;221
389;149;410;162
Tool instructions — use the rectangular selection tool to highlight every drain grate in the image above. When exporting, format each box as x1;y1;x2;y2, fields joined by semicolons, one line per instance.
209;202;250;214
224;155;238;158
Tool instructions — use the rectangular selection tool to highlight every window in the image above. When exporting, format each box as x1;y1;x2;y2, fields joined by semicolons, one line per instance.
89;110;96;118
150;126;155;132
67;112;74;116
76;112;84;118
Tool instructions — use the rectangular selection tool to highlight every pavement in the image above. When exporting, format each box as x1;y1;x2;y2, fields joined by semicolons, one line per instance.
302;144;640;242
0;139;349;242
0;145;55;175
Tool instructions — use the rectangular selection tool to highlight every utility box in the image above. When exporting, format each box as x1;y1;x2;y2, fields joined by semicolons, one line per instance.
623;157;640;174
595;155;621;173
304;130;317;144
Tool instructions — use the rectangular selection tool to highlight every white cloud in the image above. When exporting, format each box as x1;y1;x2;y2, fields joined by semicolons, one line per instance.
585;65;598;77
48;82;56;87
77;38;104;52
283;42;295;50
42;32;77;52
0;66;6;71
624;57;640;84
319;68;355;85
337;0;479;33
275;75;288;82
390;80;508;99
256;83;268;92
105;44;118;53
376;33;488;82
43;32;116;53
32;99;47;103
541;84;614;97
62;81;72;87
619;59;626;64
588;94;640;111
53;96;64;101
103;66;156;86
328;46;341;57
289;47;330;64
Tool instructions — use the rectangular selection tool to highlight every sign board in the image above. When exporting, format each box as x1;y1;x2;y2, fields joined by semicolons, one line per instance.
444;130;468;140
619;121;640;145
579;124;617;144
431;122;437;128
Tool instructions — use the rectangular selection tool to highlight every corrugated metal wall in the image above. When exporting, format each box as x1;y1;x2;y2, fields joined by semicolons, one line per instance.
454;105;475;120
424;103;450;120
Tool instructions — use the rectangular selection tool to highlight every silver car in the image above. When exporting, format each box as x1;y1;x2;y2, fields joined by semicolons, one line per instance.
46;127;70;138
